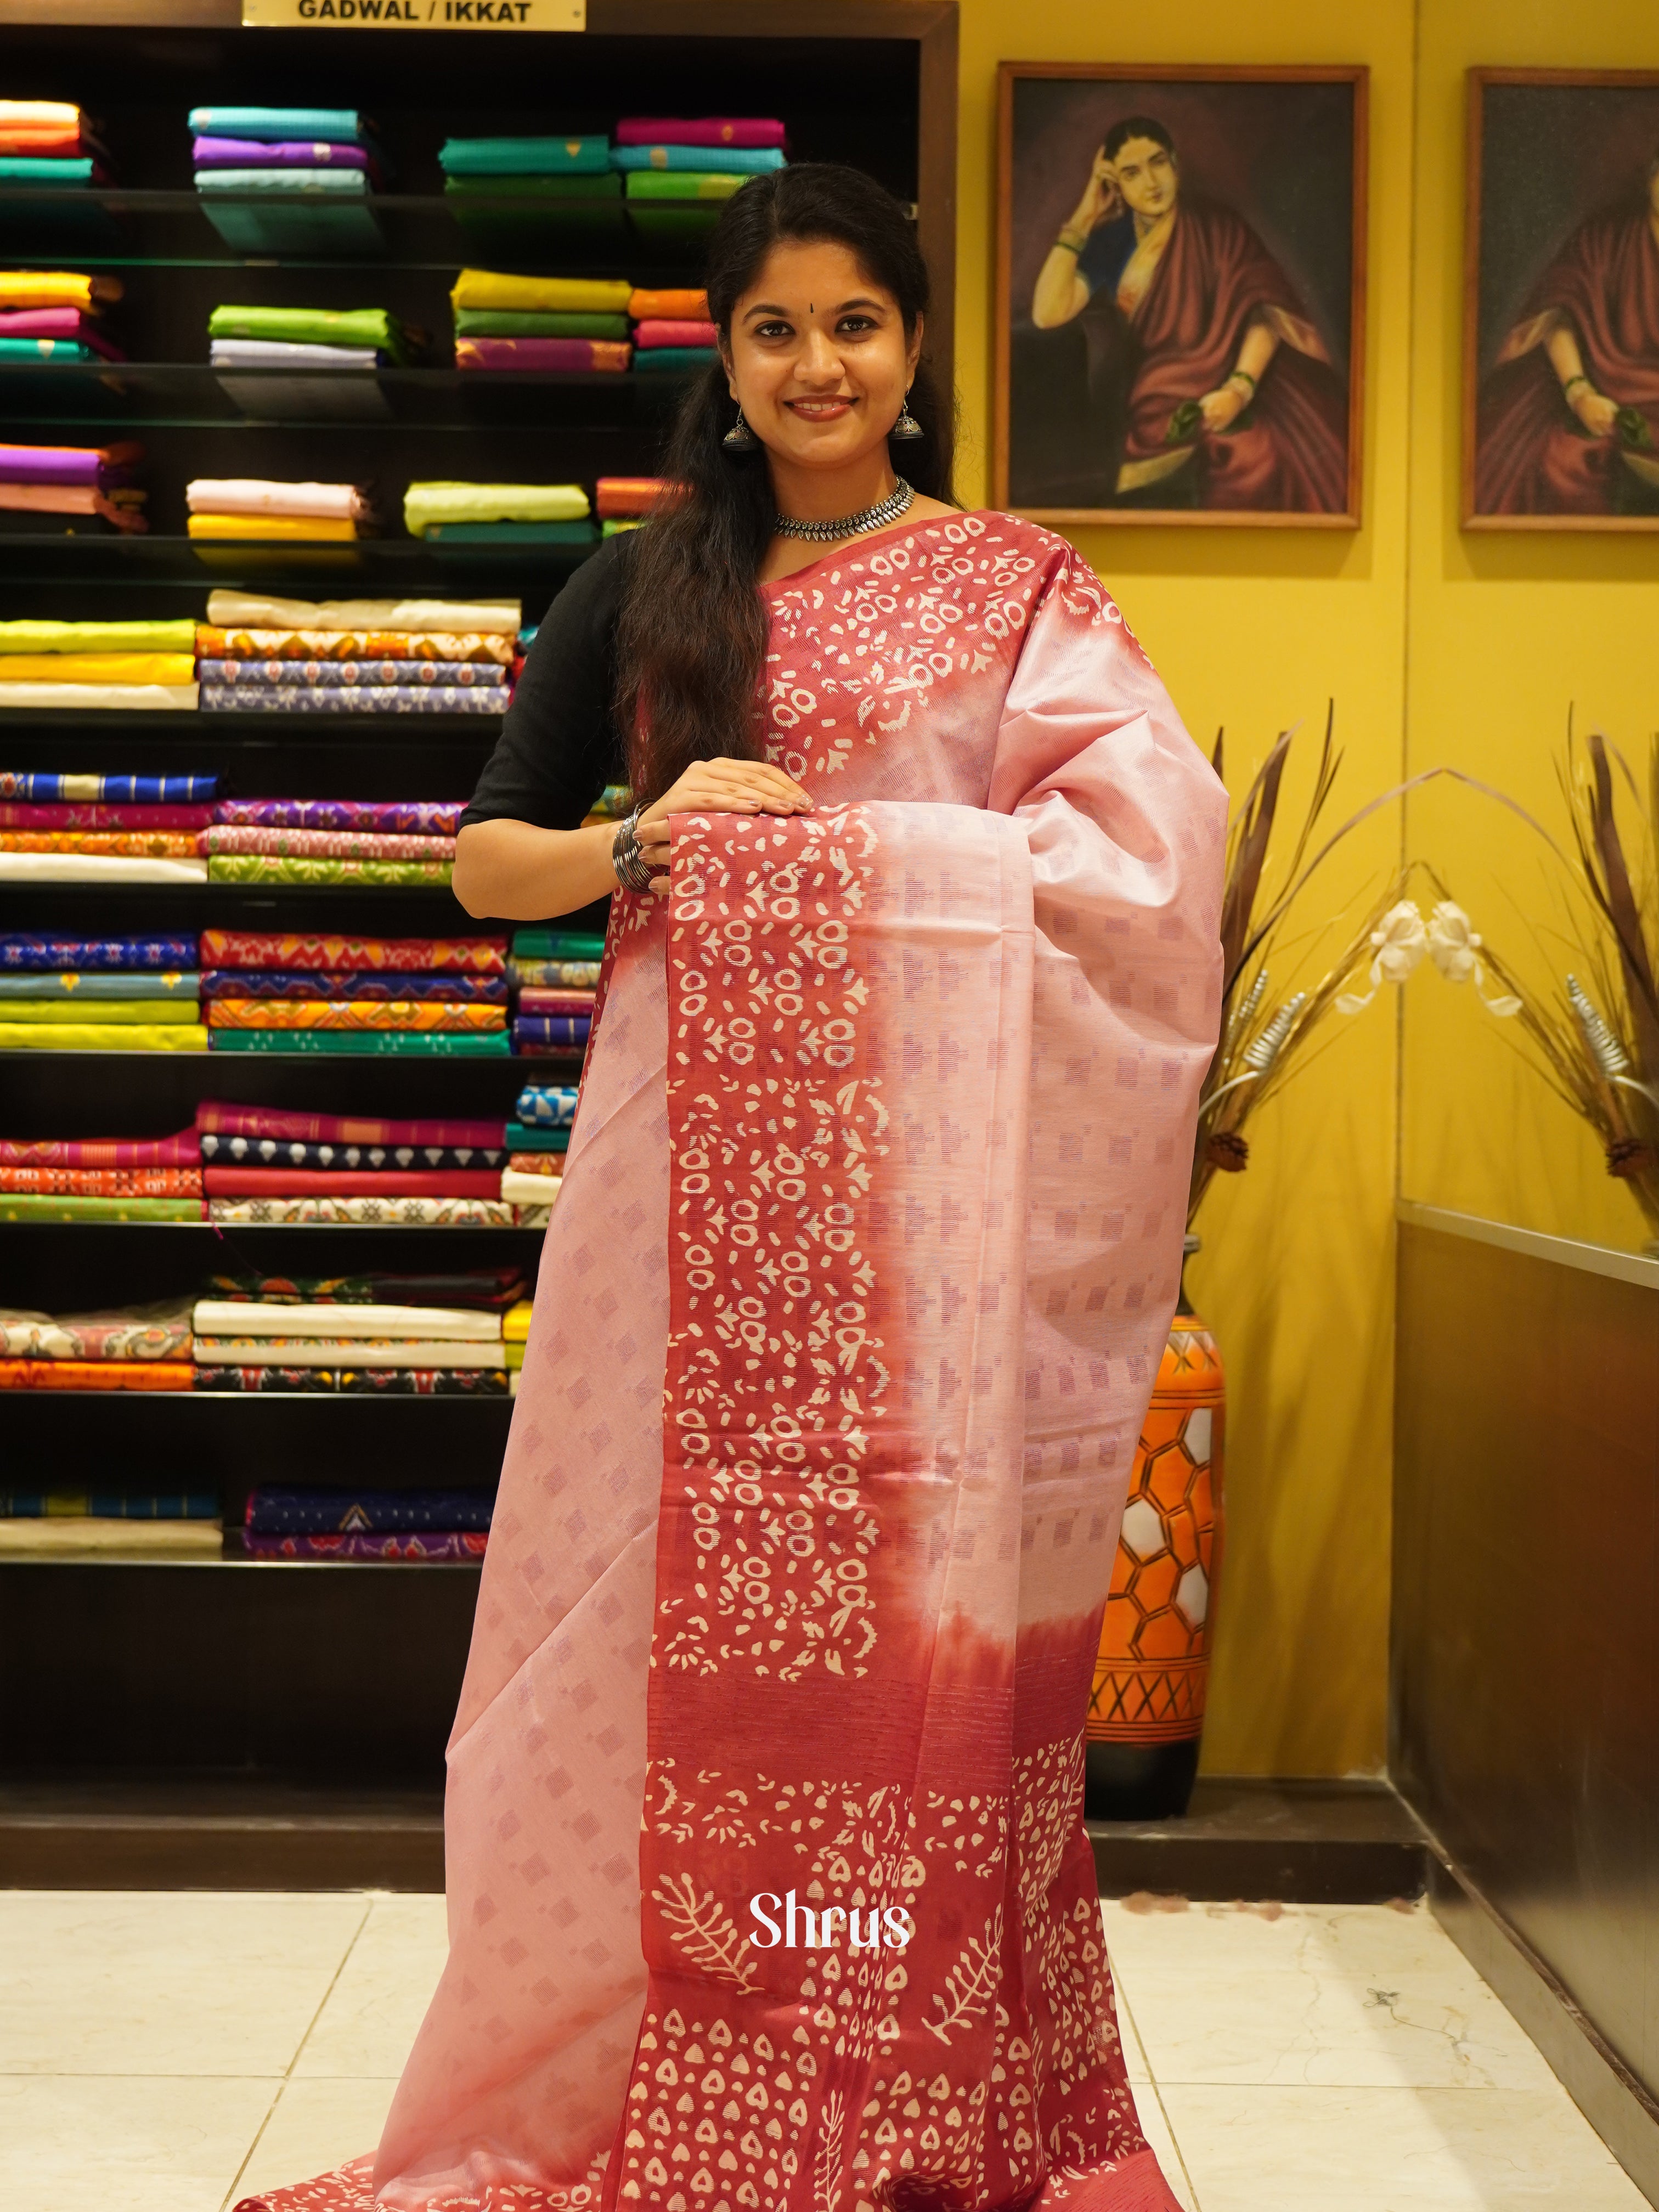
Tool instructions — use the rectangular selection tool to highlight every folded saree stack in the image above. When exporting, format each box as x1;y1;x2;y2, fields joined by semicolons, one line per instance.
206;301;410;375
198;1096;514;1224
200;799;462;885
0;617;196;712
200;927;510;1052
0;1111;204;1219
0;439;147;535
195;1290;509;1406
196;588;516;717
449;268;631;375
186;479;379;545
240;1485;494;1558
0;931;206;1061
625;286;717;377
0;769;211;883
189;108;386;255
613;115;784;247
503;1083;575;1223
403;477;594;549
510;927;599;1058
0;1299;196;1402
0;1488;221;1556
0;101;110;189
440;134;622;258
0;268;123;363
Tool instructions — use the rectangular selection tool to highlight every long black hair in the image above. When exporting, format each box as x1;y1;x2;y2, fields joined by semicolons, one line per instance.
617;162;954;806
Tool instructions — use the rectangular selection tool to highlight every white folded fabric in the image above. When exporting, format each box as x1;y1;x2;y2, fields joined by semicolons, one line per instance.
185;479;371;520
192;1337;506;1369
0;682;199;710
206;589;521;635
501;1168;564;1206
211;340;379;370
0;853;208;882
191;1299;501;1341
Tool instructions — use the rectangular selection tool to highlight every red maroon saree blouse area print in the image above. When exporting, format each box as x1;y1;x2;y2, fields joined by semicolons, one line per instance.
238;514;1224;2212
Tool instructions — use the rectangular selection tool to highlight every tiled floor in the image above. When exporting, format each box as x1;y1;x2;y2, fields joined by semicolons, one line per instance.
1;1887;1647;2210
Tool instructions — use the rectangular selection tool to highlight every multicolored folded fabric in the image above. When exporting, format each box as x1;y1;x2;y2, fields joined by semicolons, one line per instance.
0;653;196;685
633;319;718;348
517;988;596;1015
196;627;514;664
212;800;464;833
0;1165;200;1194
503;1123;569;1152
205;857;454;886
218;1371;507;1398
0;1359;196;1391
202;827;456;862
196;1297;500;1341
246;1485;494;1530
0;774;217;803
500;1167;563;1206
0;804;213;832
207;1194;516;1225
0;971;198;999
209;1030;511;1057
0;1301;193;1359
515;1085;579;1127
595;477;667;517
0;854;207;883
1;932;196;970
200;686;504;717
0;831;201;859
449;271;631;315
0;1130;200;1168
199;932;505;975
198;1101;506;1146
199;660;501;690
0;1195;204;1222
454;311;629;340
205;590;521;635
201;970;503;1004
514;1015;592;1046
614;119;785;149
0;998;201;1025
454;338;630;373
0;1022;209;1050
208;998;503;1032
440;137;609;176
202;1166;504;1198
200;1133;505;1170
511;929;605;961
241;1528;487;1558
612;145;782;175
204;1266;526;1307
508;958;601;989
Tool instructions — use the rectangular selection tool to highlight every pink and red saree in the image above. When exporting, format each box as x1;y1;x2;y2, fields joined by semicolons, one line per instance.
241;513;1224;2212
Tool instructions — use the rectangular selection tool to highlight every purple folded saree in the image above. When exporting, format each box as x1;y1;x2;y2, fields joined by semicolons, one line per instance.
192;137;374;171
241;1527;489;1555
212;799;463;834
200;970;505;1004
0;443;131;487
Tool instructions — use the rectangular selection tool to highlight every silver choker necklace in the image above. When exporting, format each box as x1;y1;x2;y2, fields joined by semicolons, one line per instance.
774;477;915;544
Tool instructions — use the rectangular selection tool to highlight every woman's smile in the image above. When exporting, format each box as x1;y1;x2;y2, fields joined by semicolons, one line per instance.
785;395;856;418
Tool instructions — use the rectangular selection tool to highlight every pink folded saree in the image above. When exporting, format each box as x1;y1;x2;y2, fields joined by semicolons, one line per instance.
238;512;1224;2212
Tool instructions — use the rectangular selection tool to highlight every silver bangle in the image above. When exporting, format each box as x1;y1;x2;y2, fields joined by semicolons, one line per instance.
611;806;654;894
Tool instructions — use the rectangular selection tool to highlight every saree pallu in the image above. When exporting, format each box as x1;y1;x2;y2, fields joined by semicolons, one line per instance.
509;958;601;990
0;1195;204;1222
208;1195;515;1226
0;1358;195;1391
0;1021;208;1049
206;857;454;887
1;931;196;970
248;1487;495;1531
202;1167;505;1199
0;1301;193;1358
201;970;504;1004
0;774;216;804
200;686;505;718
0;971;199;998
211;1030;510;1057
0;1166;201;1197
207;999;503;1032
199;661;499;691
201;1134;506;1170
0;830;201;858
242;1528;487;1559
200;930;506;975
196;628;515;664
212;800;465;834
0;805;212;831
202;827;457;863
0;1129;200;1167
197;1102;507;1146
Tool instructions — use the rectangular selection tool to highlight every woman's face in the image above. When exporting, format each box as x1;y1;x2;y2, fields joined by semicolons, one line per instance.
1108;136;1178;221
724;238;920;476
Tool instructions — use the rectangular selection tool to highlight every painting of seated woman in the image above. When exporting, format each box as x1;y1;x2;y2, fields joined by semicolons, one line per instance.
1467;72;1659;529
995;66;1365;526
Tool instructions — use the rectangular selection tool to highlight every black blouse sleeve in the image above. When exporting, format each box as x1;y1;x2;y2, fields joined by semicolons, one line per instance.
459;531;635;832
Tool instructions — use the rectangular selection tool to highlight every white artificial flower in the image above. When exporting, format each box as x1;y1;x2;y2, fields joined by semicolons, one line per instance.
1427;898;1520;1015
1337;899;1426;1013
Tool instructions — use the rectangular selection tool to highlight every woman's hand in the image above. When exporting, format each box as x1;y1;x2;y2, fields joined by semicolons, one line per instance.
1567;382;1619;437
635;755;812;867
1072;144;1120;234
1196;381;1250;433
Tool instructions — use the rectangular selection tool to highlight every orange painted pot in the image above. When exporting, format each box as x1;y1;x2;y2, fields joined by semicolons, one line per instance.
1085;1242;1225;1821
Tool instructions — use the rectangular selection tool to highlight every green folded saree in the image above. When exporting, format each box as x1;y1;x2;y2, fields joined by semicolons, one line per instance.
206;856;453;886
624;171;747;201
453;310;630;340
0;1195;204;1221
211;1029;512;1055
207;304;409;363
403;482;589;534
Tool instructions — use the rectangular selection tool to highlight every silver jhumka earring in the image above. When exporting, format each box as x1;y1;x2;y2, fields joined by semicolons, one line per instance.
722;407;760;453
889;393;924;440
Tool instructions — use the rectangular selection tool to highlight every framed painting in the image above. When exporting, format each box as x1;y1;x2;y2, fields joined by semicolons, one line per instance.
994;63;1367;528
1464;69;1659;531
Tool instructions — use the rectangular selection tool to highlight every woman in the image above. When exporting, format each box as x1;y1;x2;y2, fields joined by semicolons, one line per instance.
244;163;1224;2212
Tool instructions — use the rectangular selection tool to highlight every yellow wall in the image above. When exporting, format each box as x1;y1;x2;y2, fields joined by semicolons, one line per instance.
956;0;1417;1775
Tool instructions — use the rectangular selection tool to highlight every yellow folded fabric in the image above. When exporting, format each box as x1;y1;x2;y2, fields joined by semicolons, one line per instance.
0;999;201;1024
503;1299;533;1342
504;1340;524;1370
0;1023;210;1051
0;653;197;685
450;269;632;315
187;515;361;543
403;482;589;534
0;270;120;312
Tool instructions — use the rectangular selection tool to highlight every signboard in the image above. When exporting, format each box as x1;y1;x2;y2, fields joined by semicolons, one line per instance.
242;0;584;28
